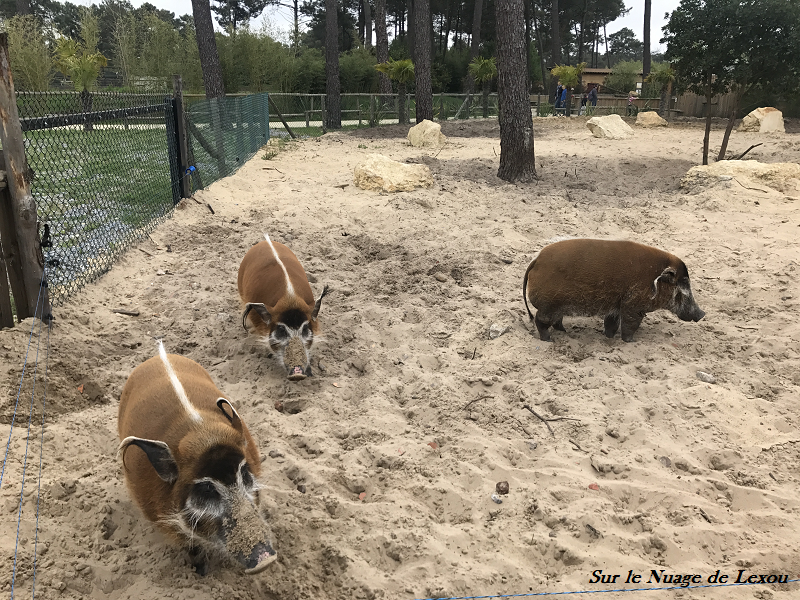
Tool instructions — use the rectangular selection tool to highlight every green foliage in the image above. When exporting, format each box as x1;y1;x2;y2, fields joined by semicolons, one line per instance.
606;28;642;65
375;58;415;85
603;60;641;95
7;15;52;91
645;62;675;88
54;9;108;92
339;47;379;93
468;56;497;85
550;62;585;88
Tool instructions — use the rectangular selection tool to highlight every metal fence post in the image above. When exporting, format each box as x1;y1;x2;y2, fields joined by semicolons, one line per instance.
0;33;50;322
263;93;270;144
166;97;182;205
172;75;191;199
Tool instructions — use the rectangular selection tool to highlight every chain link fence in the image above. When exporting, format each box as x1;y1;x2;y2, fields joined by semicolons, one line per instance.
183;93;270;192
19;91;181;307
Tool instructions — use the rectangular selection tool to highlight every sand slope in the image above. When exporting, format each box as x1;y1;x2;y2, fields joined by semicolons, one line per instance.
1;117;799;600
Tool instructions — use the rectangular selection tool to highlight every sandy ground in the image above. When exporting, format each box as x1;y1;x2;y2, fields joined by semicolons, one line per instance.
2;115;800;600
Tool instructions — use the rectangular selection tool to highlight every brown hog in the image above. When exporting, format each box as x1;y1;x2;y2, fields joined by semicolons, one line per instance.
118;342;276;575
523;239;705;342
238;233;328;381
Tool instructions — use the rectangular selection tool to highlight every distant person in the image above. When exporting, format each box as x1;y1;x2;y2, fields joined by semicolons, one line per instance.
555;84;564;108
588;86;598;107
559;87;568;113
627;91;638;116
579;90;589;115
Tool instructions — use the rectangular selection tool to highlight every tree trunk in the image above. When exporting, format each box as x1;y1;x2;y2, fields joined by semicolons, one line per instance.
192;0;225;99
325;0;342;129
464;0;483;93
414;0;433;122
550;0;561;101
406;0;415;61
530;0;547;91
293;0;300;47
375;0;392;96
604;22;610;68
702;78;712;165
643;0;651;77
495;0;536;182
363;0;372;48
81;90;94;131
717;89;742;161
398;83;408;124
658;85;668;116
523;0;532;92
482;79;490;118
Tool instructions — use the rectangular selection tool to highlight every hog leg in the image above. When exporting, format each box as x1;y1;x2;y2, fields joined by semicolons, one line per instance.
534;314;553;341
553;318;566;332
188;545;209;576
603;313;620;338
620;311;645;342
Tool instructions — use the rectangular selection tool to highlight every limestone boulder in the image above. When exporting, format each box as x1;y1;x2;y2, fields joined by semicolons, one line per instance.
408;119;447;147
680;160;800;198
353;154;434;193
586;114;634;139
738;107;785;133
636;111;667;127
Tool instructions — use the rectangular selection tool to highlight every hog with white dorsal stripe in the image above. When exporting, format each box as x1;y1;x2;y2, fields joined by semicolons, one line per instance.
117;342;276;575
523;239;705;342
238;233;328;381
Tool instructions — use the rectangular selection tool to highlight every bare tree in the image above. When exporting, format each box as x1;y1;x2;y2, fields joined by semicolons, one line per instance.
550;0;562;100
495;0;536;182
375;0;392;95
643;0;651;76
414;0;432;121
464;0;483;93
363;0;372;48
191;0;225;99
325;0;342;129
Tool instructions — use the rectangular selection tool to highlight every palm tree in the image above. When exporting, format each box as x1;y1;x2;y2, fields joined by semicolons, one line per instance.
54;28;107;131
468;56;498;118
645;63;676;117
375;59;415;125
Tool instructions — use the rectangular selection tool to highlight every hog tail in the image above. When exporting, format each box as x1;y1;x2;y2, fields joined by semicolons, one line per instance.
522;257;536;321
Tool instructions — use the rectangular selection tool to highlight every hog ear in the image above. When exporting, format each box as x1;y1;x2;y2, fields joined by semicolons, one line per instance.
216;398;244;434
118;437;179;484
312;285;330;321
651;266;678;298
242;303;272;331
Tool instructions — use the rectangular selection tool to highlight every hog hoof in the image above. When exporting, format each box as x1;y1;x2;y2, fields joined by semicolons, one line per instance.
553;318;566;332
189;547;209;576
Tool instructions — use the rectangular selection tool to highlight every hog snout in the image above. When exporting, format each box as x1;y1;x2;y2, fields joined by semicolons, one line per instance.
241;541;278;574
223;496;276;574
693;308;705;322
287;365;307;381
283;337;309;381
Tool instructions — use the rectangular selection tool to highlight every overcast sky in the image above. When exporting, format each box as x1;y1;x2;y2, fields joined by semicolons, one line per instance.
76;0;680;52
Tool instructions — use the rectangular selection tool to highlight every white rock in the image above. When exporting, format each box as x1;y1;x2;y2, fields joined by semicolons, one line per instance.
635;111;667;127
696;371;716;384
407;119;447;147
586;114;634;139
353;154;434;193
488;323;510;339
681;160;800;197
738;107;785;133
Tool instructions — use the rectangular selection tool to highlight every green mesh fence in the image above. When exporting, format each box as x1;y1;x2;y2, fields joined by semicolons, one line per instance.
19;91;180;307
184;93;270;192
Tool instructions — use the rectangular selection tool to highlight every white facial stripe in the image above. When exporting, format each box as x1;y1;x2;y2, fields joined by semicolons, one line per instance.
158;341;202;423
264;232;295;297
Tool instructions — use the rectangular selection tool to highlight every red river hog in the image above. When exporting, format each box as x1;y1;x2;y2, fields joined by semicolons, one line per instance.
238;233;328;381
523;239;705;342
118;342;276;575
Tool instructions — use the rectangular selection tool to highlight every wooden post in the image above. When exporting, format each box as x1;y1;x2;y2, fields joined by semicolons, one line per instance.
0;33;50;321
267;95;296;139
172;75;191;198
321;95;327;133
310;96;314;127
0;171;17;327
